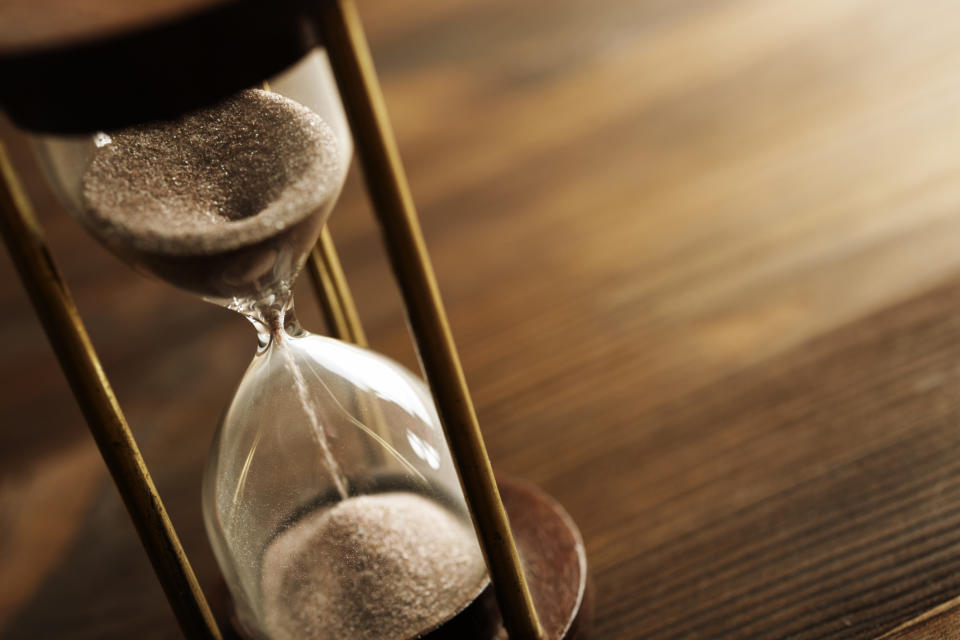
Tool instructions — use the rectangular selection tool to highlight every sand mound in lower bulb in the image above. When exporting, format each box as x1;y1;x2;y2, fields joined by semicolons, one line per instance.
261;492;487;640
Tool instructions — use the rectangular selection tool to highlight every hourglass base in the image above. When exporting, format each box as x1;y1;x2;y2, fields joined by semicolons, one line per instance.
488;476;592;640
210;476;590;640
413;476;592;640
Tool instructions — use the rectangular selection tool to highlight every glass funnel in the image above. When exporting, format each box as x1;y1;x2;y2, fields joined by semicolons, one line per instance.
31;47;488;640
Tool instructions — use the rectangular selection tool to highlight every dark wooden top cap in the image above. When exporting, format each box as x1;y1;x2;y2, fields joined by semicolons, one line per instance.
0;0;322;134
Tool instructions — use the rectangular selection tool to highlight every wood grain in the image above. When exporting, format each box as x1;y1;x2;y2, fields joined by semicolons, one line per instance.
4;0;960;638
880;595;960;640
0;0;226;53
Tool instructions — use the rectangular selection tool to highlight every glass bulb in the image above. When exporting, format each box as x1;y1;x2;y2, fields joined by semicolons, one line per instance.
206;308;487;639
34;49;352;308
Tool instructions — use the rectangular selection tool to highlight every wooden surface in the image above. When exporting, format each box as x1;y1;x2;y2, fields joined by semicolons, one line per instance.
0;0;228;53
880;594;960;640
4;0;960;638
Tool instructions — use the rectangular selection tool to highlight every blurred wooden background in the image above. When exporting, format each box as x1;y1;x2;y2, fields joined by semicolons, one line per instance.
4;0;960;637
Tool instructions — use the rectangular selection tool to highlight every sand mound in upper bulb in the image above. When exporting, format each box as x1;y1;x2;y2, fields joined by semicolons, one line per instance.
81;88;341;256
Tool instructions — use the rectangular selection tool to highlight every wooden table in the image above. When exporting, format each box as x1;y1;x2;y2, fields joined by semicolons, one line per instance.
4;0;960;637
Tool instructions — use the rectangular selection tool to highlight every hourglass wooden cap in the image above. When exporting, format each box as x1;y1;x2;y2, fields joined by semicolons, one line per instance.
0;0;326;134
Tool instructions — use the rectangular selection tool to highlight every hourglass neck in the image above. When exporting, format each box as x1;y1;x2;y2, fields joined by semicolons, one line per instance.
260;306;307;351
227;288;306;352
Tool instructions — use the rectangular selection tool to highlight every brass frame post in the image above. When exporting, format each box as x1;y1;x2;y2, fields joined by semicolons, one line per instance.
0;143;221;640
306;225;394;462
314;2;545;638
307;225;368;346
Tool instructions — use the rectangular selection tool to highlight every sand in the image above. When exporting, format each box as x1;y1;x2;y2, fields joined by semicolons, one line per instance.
260;492;487;640
80;88;341;257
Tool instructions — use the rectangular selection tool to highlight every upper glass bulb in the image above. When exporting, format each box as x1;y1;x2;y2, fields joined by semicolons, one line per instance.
32;49;353;310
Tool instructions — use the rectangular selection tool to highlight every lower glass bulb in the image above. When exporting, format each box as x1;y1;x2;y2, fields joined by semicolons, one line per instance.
203;318;488;639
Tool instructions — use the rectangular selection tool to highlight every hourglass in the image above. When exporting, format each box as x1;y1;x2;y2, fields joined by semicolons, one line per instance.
0;1;588;639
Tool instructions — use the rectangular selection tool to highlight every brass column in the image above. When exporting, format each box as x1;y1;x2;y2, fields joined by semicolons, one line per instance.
0;144;222;640
315;2;545;638
307;225;369;346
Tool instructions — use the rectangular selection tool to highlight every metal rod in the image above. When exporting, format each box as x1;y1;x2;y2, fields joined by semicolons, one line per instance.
0;143;222;640
314;3;544;638
306;225;368;346
306;225;391;464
